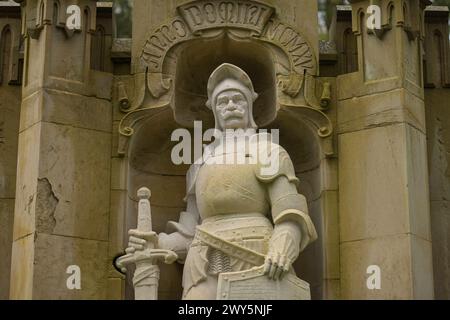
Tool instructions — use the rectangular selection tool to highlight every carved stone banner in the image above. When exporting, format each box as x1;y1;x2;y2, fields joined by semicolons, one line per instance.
140;0;316;76
262;19;315;75
141;17;190;72
119;0;332;157
177;0;274;36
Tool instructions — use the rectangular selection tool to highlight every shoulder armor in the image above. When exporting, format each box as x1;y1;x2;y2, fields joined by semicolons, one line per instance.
254;141;299;186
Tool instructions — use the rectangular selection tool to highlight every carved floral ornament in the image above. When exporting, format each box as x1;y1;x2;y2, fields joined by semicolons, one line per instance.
117;0;333;156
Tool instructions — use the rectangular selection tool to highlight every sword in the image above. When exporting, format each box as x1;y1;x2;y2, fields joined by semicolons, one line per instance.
115;187;178;300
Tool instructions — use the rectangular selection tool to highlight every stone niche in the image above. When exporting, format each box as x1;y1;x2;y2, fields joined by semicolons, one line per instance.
116;0;337;300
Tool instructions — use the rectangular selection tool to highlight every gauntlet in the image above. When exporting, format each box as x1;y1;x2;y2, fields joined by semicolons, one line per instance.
264;221;302;280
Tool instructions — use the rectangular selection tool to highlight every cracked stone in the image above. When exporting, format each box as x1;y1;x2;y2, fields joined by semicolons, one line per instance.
36;178;58;234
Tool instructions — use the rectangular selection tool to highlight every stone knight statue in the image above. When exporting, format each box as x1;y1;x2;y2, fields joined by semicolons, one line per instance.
125;63;317;300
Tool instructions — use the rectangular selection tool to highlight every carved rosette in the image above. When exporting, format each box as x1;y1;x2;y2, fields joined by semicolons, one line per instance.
117;0;334;156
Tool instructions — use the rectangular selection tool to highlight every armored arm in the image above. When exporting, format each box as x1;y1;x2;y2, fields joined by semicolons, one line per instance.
268;175;317;254
158;194;200;263
256;144;317;279
158;163;201;263
127;164;201;264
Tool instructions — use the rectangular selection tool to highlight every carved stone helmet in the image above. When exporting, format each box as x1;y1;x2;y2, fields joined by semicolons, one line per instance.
206;63;259;130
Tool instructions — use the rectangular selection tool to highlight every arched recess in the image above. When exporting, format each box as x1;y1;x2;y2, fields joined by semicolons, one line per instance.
171;34;278;129
432;30;444;87
120;22;336;301
342;27;358;74
91;25;106;71
0;25;12;84
266;109;333;300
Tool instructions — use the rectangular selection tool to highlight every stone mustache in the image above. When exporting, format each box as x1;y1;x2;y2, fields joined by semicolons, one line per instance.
122;64;318;300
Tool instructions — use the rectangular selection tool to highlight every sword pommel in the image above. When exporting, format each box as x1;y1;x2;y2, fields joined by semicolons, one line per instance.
137;187;151;199
115;186;178;300
137;187;152;232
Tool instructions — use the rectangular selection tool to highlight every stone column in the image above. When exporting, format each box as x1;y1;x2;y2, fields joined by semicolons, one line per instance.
423;6;450;299
10;0;112;299
0;0;22;300
337;0;434;299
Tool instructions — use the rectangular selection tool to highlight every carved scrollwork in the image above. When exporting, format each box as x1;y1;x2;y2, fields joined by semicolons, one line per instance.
117;0;334;156
278;104;334;157
304;74;332;111
147;72;172;99
277;72;304;98
118;102;171;156
115;73;146;113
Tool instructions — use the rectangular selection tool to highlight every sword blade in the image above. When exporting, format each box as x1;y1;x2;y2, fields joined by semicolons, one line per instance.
133;187;159;300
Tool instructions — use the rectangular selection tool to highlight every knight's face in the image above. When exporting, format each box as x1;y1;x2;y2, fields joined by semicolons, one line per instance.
214;90;249;130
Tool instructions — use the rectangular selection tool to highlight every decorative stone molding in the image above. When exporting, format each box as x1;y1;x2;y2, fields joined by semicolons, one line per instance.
140;13;317;76
424;6;450;88
177;0;274;36
16;0;96;39
116;0;333;157
350;0;430;41
0;2;23;86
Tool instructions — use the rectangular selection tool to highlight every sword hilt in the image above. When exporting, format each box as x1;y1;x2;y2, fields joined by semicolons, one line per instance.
115;249;178;273
137;187;152;232
114;187;178;273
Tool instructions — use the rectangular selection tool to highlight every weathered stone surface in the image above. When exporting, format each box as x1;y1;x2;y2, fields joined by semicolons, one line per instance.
13;123;41;241
322;191;340;281
341;234;433;300
410;233;435;300
339;124;431;242
0;199;14;299
14;121;112;240
35;178;58;234
426;90;450;202
0;86;21;198
32;233;108;299
337;88;426;135
108;190;127;278
20;89;112;133
429;201;450;299
39;122;111;241
0;45;21;299
107;278;124;300
323;279;340;300
111;157;128;191
426;89;450;299
9;234;34;299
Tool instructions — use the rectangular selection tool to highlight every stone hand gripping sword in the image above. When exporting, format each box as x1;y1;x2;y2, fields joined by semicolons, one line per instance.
115;187;178;300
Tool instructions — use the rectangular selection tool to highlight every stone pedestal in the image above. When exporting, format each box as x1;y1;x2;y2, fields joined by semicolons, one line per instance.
338;0;434;299
10;0;112;299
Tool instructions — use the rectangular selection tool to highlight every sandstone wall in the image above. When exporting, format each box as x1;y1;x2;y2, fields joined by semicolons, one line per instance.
0;1;22;300
424;5;450;300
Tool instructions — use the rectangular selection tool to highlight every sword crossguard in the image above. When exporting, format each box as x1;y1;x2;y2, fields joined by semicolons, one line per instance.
115;249;178;273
